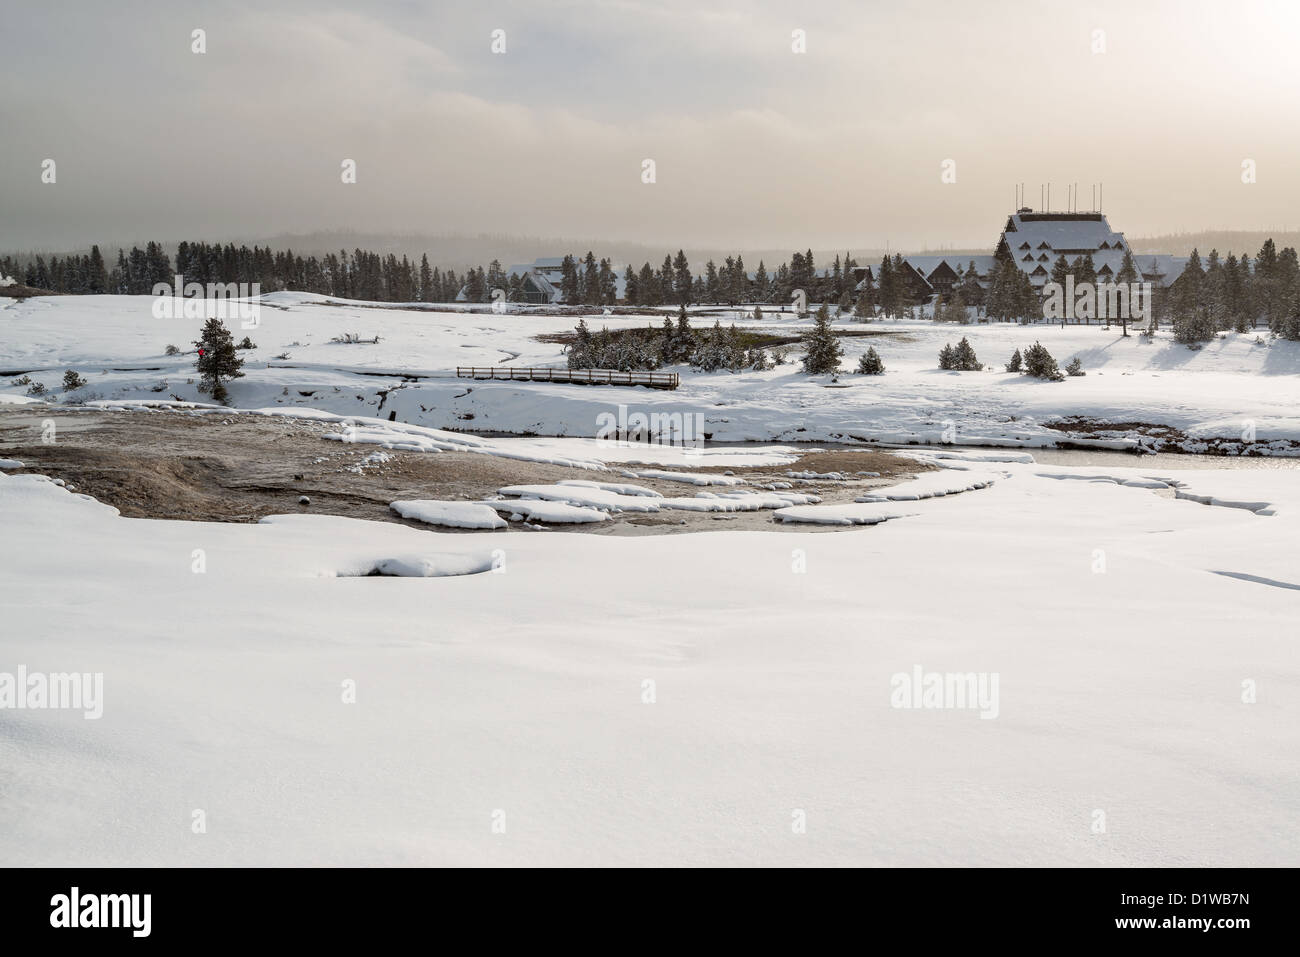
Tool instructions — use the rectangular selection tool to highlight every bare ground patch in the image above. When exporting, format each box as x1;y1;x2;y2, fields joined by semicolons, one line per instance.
0;408;931;534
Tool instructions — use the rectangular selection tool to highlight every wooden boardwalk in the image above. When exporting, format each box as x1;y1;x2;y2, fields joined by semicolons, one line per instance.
456;366;679;390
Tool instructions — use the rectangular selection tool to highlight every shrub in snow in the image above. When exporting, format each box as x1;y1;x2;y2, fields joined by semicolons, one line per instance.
237;336;256;350
25;381;47;396
752;305;764;321
1173;313;1215;345
1066;357;1085;377
939;338;981;371
1277;311;1300;341
856;347;885;375
164;344;181;356
11;375;32;386
62;370;88;391
1023;341;1064;381
1005;348;1023;373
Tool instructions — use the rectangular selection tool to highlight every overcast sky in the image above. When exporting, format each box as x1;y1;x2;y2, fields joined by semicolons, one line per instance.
3;0;1298;252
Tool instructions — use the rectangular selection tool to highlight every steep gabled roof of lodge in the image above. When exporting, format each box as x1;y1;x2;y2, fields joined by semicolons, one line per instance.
998;212;1128;256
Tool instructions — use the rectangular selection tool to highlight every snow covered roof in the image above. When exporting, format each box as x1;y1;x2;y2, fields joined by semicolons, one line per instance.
1000;212;1127;254
997;213;1137;286
903;255;998;278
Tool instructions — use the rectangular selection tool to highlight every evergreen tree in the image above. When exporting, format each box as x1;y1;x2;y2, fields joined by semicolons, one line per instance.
582;252;600;305
419;254;433;301
877;256;897;317
1172;249;1212;342
1274;246;1300;334
659;255;674;305
1076;253;1097;290
1050;253;1071;289
1238;253;1254;328
754;260;770;302
705;260;719;303
1204;250;1225;330
957;261;984;310
1255;239;1280;328
568;318;594;368
672;250;692;306
1005;348;1023;373
1016;270;1039;321
800;305;842;374
112;249;129;294
193;318;245;403
658;315;675;362
87;245;108;294
671;305;692;363
638;262;657;306
854;285;874;319
561;254;579;303
952;336;982;371
599;258;617;304
892;254;912;312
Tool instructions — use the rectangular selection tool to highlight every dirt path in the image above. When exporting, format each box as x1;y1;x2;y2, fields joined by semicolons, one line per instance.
0;408;931;534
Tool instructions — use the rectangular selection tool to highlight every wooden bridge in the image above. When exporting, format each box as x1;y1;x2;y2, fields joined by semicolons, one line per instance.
456;366;679;390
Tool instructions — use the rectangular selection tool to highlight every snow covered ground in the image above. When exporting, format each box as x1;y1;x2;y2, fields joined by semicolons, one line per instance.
3;293;1299;452
2;293;1298;866
2;447;1297;866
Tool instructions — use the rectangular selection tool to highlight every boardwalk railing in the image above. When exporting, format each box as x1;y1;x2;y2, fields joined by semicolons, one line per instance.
456;366;679;390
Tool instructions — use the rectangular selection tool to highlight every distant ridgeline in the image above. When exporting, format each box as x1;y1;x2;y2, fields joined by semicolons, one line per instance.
3;215;1299;341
